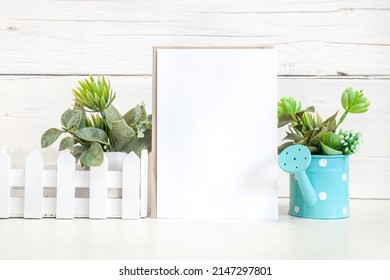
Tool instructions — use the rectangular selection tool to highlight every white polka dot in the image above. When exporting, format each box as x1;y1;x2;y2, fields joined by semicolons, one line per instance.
294;206;300;213
342;173;347;181
343;207;348;215
319;192;327;200
294;174;298;181
319;159;327;167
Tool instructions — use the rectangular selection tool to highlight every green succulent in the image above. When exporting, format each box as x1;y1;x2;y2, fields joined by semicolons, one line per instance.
72;75;116;113
339;129;361;155
277;97;302;118
278;87;370;155
41;75;152;167
277;96;335;154
337;87;370;129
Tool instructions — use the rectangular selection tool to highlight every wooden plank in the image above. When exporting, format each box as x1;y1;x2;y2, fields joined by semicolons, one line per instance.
89;156;108;219
56;151;76;219
24;151;43;218
2;0;389;18
122;152;140;219
140;150;149;217
0;0;389;75
0;151;11;218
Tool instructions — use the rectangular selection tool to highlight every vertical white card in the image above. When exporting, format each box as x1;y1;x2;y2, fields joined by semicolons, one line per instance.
155;47;278;219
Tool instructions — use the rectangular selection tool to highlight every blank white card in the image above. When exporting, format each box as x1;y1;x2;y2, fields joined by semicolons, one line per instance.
155;47;278;218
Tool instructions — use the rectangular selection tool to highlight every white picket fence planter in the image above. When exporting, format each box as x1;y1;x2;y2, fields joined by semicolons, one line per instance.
0;147;149;219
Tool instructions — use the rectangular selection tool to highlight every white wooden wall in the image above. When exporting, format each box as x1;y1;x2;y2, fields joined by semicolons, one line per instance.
0;0;389;199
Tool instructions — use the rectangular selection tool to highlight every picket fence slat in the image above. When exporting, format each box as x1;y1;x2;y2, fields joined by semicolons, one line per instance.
56;152;76;219
0;151;11;218
122;152;141;219
89;156;108;219
140;150;149;218
1;149;148;219
24;151;43;219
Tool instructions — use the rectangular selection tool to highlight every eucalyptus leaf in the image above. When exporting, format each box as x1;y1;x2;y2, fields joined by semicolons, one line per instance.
61;109;83;130
104;104;122;129
122;128;152;156
59;136;75;152
41;128;63;148
73;145;87;156
71;145;87;163
123;103;147;125
80;142;104;167
75;127;109;145
111;119;136;151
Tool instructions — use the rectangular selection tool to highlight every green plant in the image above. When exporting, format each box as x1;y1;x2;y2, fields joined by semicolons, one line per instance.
278;87;370;155
41;75;152;167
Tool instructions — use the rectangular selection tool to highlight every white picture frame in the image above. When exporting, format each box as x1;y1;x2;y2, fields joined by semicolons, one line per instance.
151;47;278;219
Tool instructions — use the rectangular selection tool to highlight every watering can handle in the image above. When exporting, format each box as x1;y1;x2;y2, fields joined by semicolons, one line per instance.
297;170;317;208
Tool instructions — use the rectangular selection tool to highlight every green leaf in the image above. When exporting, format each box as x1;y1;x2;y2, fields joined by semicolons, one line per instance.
307;146;319;154
296;106;315;119
104;104;122;129
341;90;349;110
320;132;342;154
111;119;136;151
277;141;294;154
78;108;88;129
122;128;152;156
278;114;295;127
59;136;75;152
75;127;109;145
41;128;63;148
71;145;86;164
72;145;87;156
277;97;302;118
349;103;369;113
282;132;302;142
309;126;328;146
322;111;338;132
61;109;83;130
320;142;343;155
123;103;147;125
80;142;104;167
341;87;370;113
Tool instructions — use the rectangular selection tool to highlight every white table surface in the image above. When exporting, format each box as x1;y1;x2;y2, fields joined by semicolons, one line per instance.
0;198;389;260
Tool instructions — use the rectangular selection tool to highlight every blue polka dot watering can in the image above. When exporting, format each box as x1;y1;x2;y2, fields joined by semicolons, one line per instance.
278;144;349;219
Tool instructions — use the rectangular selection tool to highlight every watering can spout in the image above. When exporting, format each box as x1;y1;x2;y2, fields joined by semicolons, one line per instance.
278;144;318;208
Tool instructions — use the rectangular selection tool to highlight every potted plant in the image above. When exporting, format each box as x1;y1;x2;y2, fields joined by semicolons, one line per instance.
41;75;152;169
277;87;370;219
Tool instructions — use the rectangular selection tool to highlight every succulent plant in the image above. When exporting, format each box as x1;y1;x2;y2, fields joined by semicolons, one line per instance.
339;129;361;154
41;76;152;167
72;75;115;112
278;87;370;155
337;87;370;129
